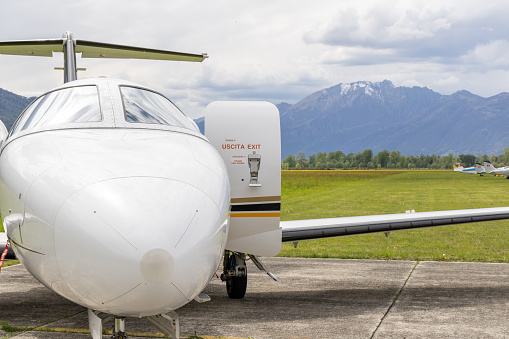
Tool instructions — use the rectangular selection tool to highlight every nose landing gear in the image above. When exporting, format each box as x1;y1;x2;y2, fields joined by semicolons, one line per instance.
88;309;180;339
111;317;127;339
221;251;247;299
220;250;279;299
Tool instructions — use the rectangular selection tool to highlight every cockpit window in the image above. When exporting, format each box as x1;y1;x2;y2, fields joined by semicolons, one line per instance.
10;86;101;136
121;86;197;131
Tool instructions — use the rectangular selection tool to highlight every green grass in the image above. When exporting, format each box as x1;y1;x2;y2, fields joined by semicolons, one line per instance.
2;170;509;263
1;260;19;267
0;321;34;333
279;170;509;262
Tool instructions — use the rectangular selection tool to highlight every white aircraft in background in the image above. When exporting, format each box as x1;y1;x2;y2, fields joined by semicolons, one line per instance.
2;32;509;339
484;161;509;178
453;163;485;175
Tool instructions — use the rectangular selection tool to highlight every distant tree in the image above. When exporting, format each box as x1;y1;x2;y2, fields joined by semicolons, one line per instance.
376;150;390;168
316;152;327;169
308;154;316;168
441;153;454;169
281;148;507;170
327;151;345;162
345;153;357;169
458;154;476;167
389;150;401;168
326;151;344;169
296;151;308;169
282;155;296;169
360;149;373;168
489;154;501;167
500;147;509;165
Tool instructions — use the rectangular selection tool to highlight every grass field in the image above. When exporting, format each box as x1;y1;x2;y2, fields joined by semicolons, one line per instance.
279;170;509;262
2;170;509;266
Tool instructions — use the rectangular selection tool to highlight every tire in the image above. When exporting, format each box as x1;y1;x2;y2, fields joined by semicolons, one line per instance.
226;276;247;299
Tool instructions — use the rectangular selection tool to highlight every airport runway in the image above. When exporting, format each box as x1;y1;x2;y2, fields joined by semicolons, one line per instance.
1;257;509;338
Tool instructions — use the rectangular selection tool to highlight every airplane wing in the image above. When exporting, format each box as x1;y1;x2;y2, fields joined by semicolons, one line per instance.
281;207;509;242
0;39;64;57
491;168;509;176
0;39;207;62
75;40;207;62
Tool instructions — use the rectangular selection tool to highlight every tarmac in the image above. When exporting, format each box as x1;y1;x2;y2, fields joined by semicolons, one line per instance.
1;257;509;339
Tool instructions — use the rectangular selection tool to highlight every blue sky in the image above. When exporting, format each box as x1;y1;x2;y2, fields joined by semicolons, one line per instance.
1;0;509;118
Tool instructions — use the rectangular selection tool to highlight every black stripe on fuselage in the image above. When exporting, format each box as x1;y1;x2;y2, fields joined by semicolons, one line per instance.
230;203;281;212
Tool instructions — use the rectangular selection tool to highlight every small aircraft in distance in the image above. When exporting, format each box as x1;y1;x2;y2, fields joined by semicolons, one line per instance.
484;161;509;178
453;163;485;175
2;32;509;339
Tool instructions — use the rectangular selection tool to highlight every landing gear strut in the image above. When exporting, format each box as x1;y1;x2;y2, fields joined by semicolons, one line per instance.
88;310;129;339
221;250;247;299
111;317;127;339
88;309;180;339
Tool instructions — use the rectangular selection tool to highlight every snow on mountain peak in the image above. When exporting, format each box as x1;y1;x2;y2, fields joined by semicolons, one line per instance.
338;80;393;97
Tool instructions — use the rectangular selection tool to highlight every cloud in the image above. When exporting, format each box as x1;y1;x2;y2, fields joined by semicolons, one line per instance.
319;47;399;65
461;40;509;69
435;76;461;87
303;1;509;65
303;3;453;48
401;79;426;88
161;59;331;117
2;0;509;117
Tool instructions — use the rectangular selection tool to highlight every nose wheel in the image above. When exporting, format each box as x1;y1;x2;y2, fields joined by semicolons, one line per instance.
221;251;247;299
226;274;247;299
111;331;127;339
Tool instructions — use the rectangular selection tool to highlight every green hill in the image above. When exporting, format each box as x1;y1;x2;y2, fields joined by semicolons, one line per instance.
0;88;34;130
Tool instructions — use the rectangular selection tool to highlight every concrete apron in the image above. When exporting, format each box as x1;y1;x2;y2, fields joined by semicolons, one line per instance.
1;258;508;339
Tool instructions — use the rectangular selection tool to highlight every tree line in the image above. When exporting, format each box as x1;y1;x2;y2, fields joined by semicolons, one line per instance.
281;149;509;170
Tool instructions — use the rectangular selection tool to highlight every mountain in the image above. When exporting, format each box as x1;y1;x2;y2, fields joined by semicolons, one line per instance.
0;89;34;130
279;80;509;157
2;81;509;158
195;116;204;134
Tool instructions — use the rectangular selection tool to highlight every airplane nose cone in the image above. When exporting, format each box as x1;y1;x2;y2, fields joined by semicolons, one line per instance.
140;248;174;284
53;176;228;316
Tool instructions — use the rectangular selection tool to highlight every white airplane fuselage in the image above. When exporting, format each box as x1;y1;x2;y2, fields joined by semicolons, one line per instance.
454;163;483;175
1;78;230;317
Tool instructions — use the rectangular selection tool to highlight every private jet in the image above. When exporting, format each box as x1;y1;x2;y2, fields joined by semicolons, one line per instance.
2;32;509;339
484;161;509;178
453;163;485;175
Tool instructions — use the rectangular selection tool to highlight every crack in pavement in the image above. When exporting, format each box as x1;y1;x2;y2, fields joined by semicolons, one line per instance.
371;261;420;338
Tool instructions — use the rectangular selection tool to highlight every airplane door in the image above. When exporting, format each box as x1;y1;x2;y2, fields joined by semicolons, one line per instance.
205;101;281;256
